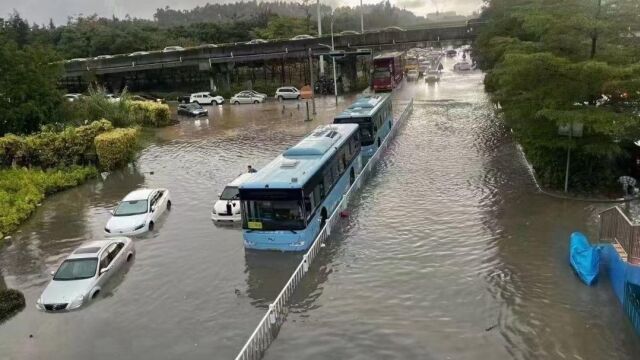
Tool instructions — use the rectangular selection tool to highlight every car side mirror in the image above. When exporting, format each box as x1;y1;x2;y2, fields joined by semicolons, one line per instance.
109;209;114;215
151;205;156;212
50;270;55;276
217;193;221;197
100;267;109;275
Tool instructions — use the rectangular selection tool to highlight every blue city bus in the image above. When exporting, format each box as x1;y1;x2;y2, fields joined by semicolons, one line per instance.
333;93;393;162
240;124;362;251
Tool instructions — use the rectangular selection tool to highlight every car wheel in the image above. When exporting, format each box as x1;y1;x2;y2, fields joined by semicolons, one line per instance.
91;290;100;300
148;222;154;231
296;95;300;100
277;95;284;102
127;253;133;262
234;101;240;105
253;100;259;104
167;200;172;211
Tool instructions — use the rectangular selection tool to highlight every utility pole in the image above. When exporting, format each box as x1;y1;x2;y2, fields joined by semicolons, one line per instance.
564;124;572;193
317;0;324;76
591;0;602;59
308;48;316;116
331;14;338;106
360;0;364;33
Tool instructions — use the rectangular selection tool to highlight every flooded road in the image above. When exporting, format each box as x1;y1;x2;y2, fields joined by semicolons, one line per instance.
1;57;639;359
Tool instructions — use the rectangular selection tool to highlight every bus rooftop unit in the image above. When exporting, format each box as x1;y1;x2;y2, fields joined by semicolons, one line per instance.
240;124;362;251
334;94;394;162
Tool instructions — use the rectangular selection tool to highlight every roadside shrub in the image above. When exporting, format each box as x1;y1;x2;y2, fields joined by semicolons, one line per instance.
95;128;138;170
128;101;171;127
0;289;26;323
0;167;97;235
0;120;113;169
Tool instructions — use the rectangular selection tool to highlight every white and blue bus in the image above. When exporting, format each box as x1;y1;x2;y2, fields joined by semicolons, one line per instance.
333;93;393;162
240;124;362;251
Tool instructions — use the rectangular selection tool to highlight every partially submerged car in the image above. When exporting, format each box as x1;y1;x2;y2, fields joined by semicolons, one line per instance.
212;173;255;222
36;238;135;311
105;188;171;236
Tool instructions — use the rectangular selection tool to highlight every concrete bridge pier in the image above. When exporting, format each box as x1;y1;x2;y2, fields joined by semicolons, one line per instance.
338;56;359;93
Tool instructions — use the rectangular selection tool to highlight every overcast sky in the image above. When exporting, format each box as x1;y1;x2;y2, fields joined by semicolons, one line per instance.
1;0;482;26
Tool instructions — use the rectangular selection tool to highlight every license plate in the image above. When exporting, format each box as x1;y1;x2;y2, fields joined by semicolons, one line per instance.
247;221;263;230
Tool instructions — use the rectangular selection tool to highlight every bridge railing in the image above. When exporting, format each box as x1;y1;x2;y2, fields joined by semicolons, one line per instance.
234;98;413;360
600;206;640;264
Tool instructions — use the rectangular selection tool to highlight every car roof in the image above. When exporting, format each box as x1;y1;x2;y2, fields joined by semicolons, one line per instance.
123;188;155;201
67;238;128;259
192;92;210;95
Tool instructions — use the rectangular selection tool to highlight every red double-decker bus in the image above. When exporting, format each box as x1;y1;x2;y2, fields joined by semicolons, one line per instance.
372;52;404;92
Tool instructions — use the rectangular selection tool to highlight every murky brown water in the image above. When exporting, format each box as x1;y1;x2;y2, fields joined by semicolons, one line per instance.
1;56;639;360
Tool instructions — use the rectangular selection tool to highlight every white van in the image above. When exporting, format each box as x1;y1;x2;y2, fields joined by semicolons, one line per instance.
211;173;255;222
190;92;225;105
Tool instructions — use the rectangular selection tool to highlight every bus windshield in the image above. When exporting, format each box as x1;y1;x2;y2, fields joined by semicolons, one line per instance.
241;189;305;231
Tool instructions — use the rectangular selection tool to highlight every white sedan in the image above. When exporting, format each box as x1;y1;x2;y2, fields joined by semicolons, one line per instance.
230;93;265;104
36;238;135;311
105;188;171;236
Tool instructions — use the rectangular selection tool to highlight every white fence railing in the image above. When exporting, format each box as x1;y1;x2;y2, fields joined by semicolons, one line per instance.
234;98;414;360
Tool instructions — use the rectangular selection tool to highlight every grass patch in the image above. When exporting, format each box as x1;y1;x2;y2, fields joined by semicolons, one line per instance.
0;167;97;237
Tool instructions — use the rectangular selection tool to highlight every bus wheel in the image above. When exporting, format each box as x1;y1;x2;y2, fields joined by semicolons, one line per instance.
350;168;355;185
320;208;328;229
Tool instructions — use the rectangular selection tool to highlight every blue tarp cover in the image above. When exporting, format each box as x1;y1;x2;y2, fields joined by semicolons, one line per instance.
569;232;600;286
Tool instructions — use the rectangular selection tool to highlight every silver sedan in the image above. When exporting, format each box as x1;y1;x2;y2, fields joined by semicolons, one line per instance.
36;238;135;311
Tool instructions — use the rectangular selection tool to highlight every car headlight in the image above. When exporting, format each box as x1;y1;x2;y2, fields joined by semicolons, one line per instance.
134;223;145;231
104;227;111;233
68;294;84;310
36;297;44;310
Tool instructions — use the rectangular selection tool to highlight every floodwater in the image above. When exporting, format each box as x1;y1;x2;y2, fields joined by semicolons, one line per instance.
1;55;639;360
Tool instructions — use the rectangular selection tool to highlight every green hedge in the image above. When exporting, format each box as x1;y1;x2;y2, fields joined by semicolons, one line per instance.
95;128;139;170
0;167;97;236
0;119;113;168
0;289;25;323
128;101;172;127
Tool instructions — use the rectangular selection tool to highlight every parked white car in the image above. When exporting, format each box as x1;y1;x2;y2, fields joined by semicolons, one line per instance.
105;94;120;103
163;46;185;52
36;238;135;311
212;173;255;222
64;93;83;102
290;34;315;40
453;61;472;71
231;92;265;104
275;86;301;101
94;55;113;60
190;92;225;105
129;51;150;57
406;69;420;81
105;188;171;236
238;90;267;99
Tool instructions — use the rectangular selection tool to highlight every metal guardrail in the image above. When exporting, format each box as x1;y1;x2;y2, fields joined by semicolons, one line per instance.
234;98;414;360
600;206;640;264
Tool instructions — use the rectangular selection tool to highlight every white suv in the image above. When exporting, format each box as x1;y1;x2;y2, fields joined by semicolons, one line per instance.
212;173;255;222
190;92;224;105
275;87;301;101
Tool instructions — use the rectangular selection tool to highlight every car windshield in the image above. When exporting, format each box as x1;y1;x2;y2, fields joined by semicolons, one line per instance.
186;103;202;110
54;258;98;281
114;199;148;216
220;186;239;200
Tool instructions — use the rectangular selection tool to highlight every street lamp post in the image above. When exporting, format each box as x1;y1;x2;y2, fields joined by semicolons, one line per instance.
331;14;338;106
317;0;324;76
360;0;364;33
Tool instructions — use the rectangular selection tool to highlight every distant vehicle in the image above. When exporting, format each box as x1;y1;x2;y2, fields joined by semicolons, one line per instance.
290;34;315;40
66;58;87;63
453;61;472;71
177;103;208;117
94;55;113;60
128;51;150;57
231;92;265;104
237;90;268;100
424;69;441;82
239;124;362;251
334;93;393;162
339;30;360;36
105;188;171;236
64;93;83;102
131;93;165;103
36;238;135;312
274;86;301;101
246;39;268;45
105;94;120;103
190;92;224;105
382;26;405;32
211;173;256;222
198;44;218;48
177;95;191;104
446;49;457;57
373;52;404;92
162;46;185;53
406;69;419;81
